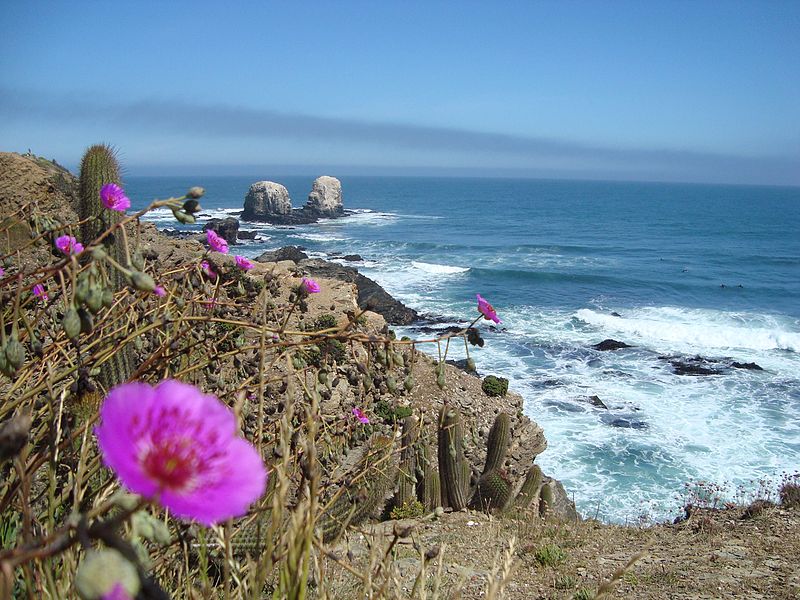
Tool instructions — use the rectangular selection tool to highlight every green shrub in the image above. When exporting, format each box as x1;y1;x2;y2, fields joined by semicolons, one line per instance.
534;543;567;567
482;375;509;397
314;313;338;330
374;399;413;424
390;500;425;520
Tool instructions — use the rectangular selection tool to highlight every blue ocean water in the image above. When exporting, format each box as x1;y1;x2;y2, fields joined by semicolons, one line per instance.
127;175;800;522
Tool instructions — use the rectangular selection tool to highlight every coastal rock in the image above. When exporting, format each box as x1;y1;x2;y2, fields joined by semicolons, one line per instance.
731;361;764;371
203;217;239;245
256;246;309;263
237;230;257;240
242;181;292;220
305;176;343;217
592;339;633;351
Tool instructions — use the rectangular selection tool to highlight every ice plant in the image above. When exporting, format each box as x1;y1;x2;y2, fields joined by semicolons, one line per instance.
32;284;48;302
101;583;133;600
95;380;267;525
476;293;501;323
235;255;254;270
153;285;166;297
100;183;131;212
206;229;229;254
54;234;84;255
200;260;217;279
352;407;369;424
0;266;4;278
301;277;321;294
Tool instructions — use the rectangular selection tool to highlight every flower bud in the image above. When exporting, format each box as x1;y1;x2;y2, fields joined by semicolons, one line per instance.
62;308;81;340
0;350;12;377
466;358;476;372
317;371;328;385
131;250;145;272
78;308;94;334
90;246;107;261
5;337;26;370
86;287;104;314
0;411;31;462
185;187;205;200
386;375;397;394
171;208;196;225
102;289;114;308
129;271;156;293
392;352;405;368
74;548;140;600
404;375;414;392
436;373;446;390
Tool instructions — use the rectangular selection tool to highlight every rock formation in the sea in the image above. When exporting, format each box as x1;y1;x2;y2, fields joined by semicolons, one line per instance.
242;181;292;221
241;176;347;224
256;246;309;263
304;176;343;217
203;217;239;245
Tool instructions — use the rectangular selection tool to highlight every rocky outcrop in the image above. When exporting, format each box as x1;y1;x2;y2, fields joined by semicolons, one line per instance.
242;181;291;221
256;246;309;263
592;339;633;351
305;176;343;217
203;217;239;245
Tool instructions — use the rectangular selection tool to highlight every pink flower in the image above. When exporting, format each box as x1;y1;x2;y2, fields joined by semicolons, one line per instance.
200;260;217;279
100;183;131;212
206;229;228;254
235;255;254;271
33;284;48;302
101;583;133;600
153;285;166;297
0;267;5;278
95;380;267;526
476;294;501;323
54;235;84;256
301;277;321;294
352;407;369;424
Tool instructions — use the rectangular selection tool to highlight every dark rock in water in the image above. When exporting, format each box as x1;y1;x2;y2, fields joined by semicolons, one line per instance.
299;258;419;325
256;246;309;263
203;217;239;245
610;312;622;317
731;361;764;371
592;339;633;351
669;356;724;376
237;230;257;240
417;325;464;336
603;415;648;430
586;395;608;410
342;254;363;262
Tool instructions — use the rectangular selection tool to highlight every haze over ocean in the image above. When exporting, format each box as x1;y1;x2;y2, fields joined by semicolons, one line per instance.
129;174;800;522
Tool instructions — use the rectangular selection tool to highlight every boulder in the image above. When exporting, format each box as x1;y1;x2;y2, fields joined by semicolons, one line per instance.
203;217;239;245
592;339;633;351
305;176;343;217
256;246;309;263
237;230;257;240
242;181;292;220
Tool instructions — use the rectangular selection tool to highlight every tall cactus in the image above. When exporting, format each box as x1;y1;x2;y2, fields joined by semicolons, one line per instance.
473;469;512;511
395;417;418;508
513;464;543;510
483;412;510;474
320;436;396;542
539;480;555;517
437;406;468;510
77;144;134;390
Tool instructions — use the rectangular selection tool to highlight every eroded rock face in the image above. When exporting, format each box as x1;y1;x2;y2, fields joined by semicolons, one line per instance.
305;176;343;216
242;181;291;220
203;217;239;245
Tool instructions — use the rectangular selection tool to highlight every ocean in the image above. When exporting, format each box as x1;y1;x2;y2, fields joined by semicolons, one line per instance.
126;175;800;523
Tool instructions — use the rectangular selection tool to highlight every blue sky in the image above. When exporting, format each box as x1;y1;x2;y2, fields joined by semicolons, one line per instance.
1;1;798;185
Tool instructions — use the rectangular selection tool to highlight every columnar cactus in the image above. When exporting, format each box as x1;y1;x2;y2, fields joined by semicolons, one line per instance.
514;464;543;510
437;406;468;510
483;412;510;474
395;417;418;508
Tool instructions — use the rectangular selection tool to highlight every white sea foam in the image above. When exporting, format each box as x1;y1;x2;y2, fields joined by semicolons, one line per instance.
288;232;350;242
411;261;470;275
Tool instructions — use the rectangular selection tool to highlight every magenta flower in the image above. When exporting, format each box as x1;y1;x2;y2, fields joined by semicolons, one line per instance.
95;380;268;526
33;284;48;302
352;407;369;424
153;285;166;297
54;234;84;256
200;260;217;279
0;267;5;278
476;294;501;323
101;583;133;600
301;277;321;294
100;183;131;212
206;229;228;254
235;255;254;271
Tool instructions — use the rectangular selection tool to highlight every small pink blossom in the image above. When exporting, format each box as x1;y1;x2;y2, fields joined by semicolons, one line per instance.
153;285;166;297
301;277;321;294
352;407;369;424
100;183;131;212
96;380;267;526
33;284;48;302
101;582;133;600
206;229;228;254
200;260;217;279
476;294;501;323
0;267;5;278
54;235;84;256
235;255;254;271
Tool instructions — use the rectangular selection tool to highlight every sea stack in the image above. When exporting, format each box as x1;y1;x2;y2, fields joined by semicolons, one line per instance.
305;176;343;217
242;181;292;221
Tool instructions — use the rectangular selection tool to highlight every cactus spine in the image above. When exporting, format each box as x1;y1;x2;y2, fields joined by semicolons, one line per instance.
320;436;396;542
514;464;543;509
483;412;510;474
437;406;468;510
395;417;418;508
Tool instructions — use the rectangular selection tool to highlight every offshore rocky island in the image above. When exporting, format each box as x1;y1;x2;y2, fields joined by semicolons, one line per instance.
241;175;347;224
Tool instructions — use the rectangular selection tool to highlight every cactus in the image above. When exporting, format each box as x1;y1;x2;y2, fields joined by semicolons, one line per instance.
513;464;543;509
437;406;468;510
483;412;510;474
539;480;555;517
77;144;134;390
473;469;512;511
395;417;418;508
320;436;396;542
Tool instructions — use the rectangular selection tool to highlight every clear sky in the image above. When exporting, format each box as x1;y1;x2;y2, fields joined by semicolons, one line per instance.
1;1;798;185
